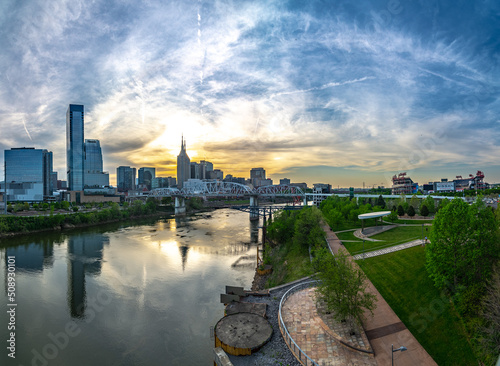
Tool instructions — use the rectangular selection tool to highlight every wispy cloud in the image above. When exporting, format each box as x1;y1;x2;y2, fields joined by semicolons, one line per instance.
0;0;499;185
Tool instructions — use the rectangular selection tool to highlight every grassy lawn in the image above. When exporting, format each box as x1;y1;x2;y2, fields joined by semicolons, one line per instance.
338;226;431;255
391;218;434;225
357;246;477;365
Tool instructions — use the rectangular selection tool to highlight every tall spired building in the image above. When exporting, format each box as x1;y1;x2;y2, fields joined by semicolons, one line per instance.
66;104;85;191
176;136;190;189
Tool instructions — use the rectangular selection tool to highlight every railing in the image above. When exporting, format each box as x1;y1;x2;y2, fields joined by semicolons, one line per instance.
278;280;320;366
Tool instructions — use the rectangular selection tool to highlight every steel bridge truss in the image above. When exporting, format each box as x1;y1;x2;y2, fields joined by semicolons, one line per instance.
255;185;305;197
149;183;305;198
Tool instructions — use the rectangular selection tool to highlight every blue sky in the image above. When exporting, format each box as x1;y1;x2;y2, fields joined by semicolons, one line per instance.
0;0;499;187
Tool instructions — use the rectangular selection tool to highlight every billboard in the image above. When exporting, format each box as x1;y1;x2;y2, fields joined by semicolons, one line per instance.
435;182;455;191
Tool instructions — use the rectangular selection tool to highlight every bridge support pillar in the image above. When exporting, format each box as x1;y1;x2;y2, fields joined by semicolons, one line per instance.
249;195;259;221
303;195;307;206
175;196;186;216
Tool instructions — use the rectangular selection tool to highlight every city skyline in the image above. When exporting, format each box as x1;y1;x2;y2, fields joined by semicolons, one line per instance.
0;0;499;187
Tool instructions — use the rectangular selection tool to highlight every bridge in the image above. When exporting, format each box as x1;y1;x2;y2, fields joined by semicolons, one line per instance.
146;182;306;219
142;181;457;219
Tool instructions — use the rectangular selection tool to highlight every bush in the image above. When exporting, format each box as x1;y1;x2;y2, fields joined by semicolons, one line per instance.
421;205;429;217
397;205;405;216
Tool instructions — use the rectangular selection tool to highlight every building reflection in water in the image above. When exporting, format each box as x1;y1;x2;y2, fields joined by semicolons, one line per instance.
4;241;54;272
178;245;189;271
67;233;108;318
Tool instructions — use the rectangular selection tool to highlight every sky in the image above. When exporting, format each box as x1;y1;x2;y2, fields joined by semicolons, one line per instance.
0;0;499;188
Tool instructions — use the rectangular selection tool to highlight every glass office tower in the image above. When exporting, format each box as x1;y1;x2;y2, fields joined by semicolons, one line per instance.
116;166;136;192
67;104;85;191
5;148;45;201
84;139;109;187
138;167;155;190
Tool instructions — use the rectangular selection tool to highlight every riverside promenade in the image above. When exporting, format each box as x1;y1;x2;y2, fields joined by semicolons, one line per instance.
323;224;437;365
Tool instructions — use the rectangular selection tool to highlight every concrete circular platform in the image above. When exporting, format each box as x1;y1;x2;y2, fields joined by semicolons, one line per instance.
214;312;273;356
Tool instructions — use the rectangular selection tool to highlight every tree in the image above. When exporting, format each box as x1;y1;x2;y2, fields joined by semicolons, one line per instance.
426;198;498;292
407;205;415;217
479;265;500;363
409;194;419;210
420;205;429;217
397;205;405;217
387;211;398;222
376;195;386;209
314;248;376;332
421;195;435;214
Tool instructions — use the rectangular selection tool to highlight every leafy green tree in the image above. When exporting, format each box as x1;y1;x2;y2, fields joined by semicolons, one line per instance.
315;248;376;331
62;201;70;210
422;195;435;214
409;194;419;209
407;205;415;217
479;264;500;363
293;206;324;249
397;205;405;217
427;198;498;292
387;211;398;222
420;205;429;217
437;198;449;212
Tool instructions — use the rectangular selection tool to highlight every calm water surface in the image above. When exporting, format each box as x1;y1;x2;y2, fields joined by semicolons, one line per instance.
0;209;259;366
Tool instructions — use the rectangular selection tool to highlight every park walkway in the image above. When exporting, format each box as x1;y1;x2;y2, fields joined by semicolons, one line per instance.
282;287;376;366
352;239;425;260
323;224;437;366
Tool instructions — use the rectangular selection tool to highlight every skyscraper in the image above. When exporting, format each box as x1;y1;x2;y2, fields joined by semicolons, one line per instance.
67;104;85;191
84;139;109;188
176;136;190;189
199;160;213;179
5;147;54;201
138;167;156;190
116;166;136;192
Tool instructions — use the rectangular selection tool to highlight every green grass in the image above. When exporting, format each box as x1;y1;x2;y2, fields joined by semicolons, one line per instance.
358;246;477;366
338;226;431;255
265;243;314;288
391;218;434;225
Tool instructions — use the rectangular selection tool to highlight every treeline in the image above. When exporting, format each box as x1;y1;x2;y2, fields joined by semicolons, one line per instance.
320;195;391;230
427;199;500;364
0;200;160;234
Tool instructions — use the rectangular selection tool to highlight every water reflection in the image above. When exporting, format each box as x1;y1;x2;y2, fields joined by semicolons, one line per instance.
178;245;189;271
4;242;54;272
67;233;108;318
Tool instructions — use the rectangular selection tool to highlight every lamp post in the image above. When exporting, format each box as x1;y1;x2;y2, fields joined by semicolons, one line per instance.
392;344;407;366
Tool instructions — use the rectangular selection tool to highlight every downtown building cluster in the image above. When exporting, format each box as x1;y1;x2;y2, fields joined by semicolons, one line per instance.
2;104;112;203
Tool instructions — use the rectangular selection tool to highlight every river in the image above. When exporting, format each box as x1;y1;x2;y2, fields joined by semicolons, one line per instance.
0;209;260;366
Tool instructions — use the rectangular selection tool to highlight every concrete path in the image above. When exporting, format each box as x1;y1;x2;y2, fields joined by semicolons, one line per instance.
352;239;426;260
323;223;437;366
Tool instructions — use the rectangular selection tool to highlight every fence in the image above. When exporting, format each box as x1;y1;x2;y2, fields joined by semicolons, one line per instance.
278;280;320;366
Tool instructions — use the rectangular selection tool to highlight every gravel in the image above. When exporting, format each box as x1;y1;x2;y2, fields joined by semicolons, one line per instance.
226;278;314;366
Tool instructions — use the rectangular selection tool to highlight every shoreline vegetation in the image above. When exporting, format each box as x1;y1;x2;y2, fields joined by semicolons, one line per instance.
0;197;254;238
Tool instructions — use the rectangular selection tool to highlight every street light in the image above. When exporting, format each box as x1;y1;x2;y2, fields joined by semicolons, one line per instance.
392;344;407;365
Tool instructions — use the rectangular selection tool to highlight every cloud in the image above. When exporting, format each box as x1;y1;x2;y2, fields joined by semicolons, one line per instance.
0;0;499;186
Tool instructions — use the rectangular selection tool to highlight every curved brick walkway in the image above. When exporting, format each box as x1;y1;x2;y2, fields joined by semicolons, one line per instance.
282;287;376;366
